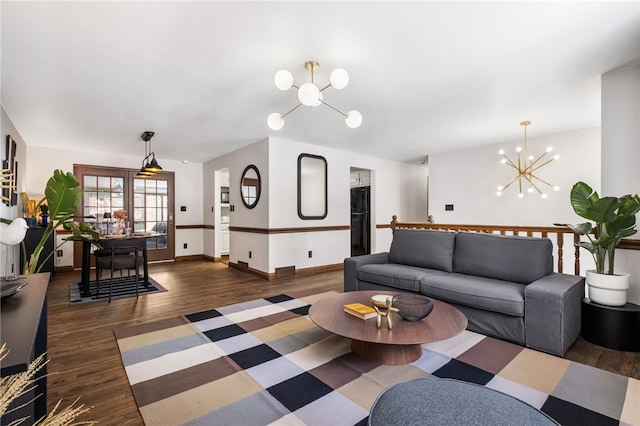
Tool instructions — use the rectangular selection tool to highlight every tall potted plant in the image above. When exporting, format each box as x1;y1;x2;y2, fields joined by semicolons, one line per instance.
556;181;640;306
22;170;99;274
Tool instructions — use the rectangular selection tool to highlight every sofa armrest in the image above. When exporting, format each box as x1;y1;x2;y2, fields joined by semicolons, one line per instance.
524;273;585;356
344;252;390;292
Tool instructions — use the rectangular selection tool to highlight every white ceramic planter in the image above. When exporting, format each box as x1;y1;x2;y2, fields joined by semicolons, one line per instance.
586;270;630;307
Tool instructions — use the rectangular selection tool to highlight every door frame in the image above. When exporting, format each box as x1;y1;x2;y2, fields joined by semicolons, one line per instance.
72;164;175;269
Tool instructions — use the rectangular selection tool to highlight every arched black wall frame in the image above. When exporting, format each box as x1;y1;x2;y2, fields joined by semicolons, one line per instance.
297;153;328;220
240;164;261;209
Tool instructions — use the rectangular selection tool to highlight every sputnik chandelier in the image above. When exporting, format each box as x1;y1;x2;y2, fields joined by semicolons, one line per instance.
267;61;362;130
496;121;559;198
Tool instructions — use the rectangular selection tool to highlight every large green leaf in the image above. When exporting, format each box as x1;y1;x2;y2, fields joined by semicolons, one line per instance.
553;222;592;235
586;197;620;224
618;194;640;217
570;182;598;219
45;170;82;223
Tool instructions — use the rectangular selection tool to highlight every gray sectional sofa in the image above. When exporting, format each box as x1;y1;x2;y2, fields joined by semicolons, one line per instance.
344;229;585;356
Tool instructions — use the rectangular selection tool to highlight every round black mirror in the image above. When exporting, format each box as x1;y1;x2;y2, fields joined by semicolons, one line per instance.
240;165;261;209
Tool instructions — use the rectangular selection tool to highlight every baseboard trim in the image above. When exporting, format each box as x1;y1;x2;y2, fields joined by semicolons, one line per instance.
176;255;206;261
55;265;74;273
229;262;343;280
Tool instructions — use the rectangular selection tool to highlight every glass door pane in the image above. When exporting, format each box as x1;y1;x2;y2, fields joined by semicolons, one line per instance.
133;177;169;251
73;165;175;268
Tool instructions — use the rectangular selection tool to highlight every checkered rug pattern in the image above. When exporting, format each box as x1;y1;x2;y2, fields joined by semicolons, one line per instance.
114;291;639;426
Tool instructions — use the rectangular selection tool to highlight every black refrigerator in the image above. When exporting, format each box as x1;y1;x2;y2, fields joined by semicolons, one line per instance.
351;186;371;256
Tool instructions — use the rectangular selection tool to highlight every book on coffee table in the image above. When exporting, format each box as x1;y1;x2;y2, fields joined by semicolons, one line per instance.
344;302;377;320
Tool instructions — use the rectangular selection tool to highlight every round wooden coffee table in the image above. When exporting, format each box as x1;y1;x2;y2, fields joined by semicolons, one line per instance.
309;291;467;365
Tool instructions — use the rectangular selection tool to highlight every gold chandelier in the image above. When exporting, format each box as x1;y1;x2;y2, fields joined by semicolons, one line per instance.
267;61;362;130
496;121;559;198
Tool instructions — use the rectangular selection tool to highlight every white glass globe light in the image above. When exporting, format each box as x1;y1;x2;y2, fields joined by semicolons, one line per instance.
496;191;502;196
553;186;560;191
518;193;524;198
498;149;504;155
500;159;507;164
516;147;522;152
274;70;294;91
553;155;560;160
298;82;320;106
345;110;362;128
267;113;284;130
541;193;548;199
546;147;553;152
312;92;323;107
527;187;534;193
330;68;349;90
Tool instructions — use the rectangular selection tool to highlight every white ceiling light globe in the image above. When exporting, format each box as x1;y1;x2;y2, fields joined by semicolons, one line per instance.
267;113;284;130
274;70;293;91
312;92;323;107
345;110;362;128
298;82;320;106
330;68;349;90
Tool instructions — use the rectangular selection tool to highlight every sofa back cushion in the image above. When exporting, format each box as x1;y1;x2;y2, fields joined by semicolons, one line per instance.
389;229;455;272
453;232;553;284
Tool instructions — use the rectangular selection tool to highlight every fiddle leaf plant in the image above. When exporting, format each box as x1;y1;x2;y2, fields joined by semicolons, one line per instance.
22;170;99;274
555;181;640;275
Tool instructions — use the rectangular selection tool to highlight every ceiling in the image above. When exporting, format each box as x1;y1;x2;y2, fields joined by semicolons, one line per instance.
2;1;639;164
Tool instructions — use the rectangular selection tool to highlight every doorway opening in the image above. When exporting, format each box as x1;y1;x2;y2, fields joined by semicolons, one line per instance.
214;168;230;261
350;167;371;256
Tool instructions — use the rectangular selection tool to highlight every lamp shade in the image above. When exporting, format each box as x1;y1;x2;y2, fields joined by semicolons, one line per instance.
298;82;320;106
345;110;362;128
267;112;285;130
330;68;349;90
274;70;294;91
136;164;155;177
144;156;163;173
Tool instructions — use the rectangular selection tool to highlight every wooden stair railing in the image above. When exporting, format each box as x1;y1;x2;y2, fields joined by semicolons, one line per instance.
389;215;584;275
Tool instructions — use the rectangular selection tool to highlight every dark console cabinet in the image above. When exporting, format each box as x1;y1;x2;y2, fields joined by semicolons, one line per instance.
1;273;49;423
20;227;55;275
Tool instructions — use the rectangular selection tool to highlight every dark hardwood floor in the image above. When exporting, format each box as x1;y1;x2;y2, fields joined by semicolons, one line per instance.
45;260;639;425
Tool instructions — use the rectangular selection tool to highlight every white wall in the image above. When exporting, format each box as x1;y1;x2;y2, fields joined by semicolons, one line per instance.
1;107;28;277
202;139;270;270
429;127;600;226
266;137;427;274
202;137;428;275
429;127;601;276
23;145;204;263
602;62;640;304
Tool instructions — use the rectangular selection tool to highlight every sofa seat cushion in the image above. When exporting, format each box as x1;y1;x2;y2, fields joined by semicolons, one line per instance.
420;273;526;316
453;232;553;284
389;229;456;272
357;264;448;293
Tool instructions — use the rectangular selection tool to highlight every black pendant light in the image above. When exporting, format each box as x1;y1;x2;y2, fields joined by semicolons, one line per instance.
136;131;162;177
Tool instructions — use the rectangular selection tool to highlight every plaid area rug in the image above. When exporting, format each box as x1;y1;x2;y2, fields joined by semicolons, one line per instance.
69;275;167;304
114;291;639;426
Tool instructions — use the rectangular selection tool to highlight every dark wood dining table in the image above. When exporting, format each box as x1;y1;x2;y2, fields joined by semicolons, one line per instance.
79;234;159;297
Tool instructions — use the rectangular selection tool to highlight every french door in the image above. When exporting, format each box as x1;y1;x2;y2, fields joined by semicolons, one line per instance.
73;164;175;268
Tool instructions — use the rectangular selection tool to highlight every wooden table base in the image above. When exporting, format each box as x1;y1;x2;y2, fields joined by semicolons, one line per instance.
351;339;422;365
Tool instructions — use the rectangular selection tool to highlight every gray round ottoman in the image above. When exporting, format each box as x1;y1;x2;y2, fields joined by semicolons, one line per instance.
369;376;559;426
